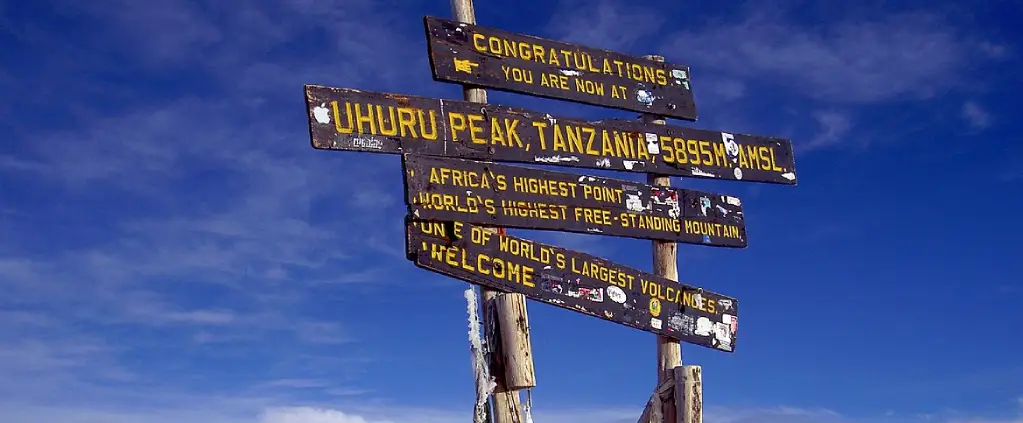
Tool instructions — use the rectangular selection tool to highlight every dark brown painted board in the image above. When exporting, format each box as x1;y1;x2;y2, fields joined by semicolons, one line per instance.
403;154;747;247
424;16;698;121
406;219;740;352
305;85;798;185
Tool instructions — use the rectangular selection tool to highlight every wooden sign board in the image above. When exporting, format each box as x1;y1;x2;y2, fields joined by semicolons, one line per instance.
424;16;698;121
305;85;797;185
403;155;747;247
406;219;740;352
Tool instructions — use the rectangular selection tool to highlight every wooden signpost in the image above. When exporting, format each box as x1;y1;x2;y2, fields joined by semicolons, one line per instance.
406;219;739;352
423;16;698;121
305;85;797;184
403;154;748;247
305;2;801;423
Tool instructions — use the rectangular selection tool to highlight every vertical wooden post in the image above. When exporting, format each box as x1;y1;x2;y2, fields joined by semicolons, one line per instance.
674;366;703;423
494;292;536;389
643;54;682;423
449;2;535;423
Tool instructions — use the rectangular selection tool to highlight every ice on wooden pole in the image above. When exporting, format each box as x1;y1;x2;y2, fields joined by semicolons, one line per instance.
448;2;535;423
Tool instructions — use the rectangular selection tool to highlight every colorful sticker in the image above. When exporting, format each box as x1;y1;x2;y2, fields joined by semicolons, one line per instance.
649;298;662;317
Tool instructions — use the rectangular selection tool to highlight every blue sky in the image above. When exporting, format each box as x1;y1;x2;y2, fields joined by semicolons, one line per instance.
1;0;1021;422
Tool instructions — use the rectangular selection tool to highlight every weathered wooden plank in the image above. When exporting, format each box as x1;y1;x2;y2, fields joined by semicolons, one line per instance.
305;85;798;185
675;366;703;423
405;219;740;352
423;16;698;121
403;154;747;247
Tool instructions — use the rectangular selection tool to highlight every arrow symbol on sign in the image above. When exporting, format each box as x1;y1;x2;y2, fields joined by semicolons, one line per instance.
453;58;479;73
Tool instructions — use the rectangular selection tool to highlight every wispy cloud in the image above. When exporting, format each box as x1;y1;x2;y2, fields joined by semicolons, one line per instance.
804;110;853;151
1;0;1018;421
962;101;993;129
664;10;1006;104
2;400;1022;423
547;0;665;53
0;0;429;414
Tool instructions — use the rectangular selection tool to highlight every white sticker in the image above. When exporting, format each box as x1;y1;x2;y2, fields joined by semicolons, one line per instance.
625;194;645;212
351;137;383;150
725;196;741;206
651;318;663;330
722;132;739;161
645;133;659;154
312;104;331;124
695;317;712;336
782;172;796;180
733;167;743;180
623;160;639;170
713;322;732;347
636;90;654;105
534;155;580;163
723;314;738;333
606;286;627;304
691;168;715;177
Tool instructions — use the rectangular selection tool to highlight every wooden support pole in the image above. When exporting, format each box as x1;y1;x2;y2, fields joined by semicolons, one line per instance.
674;366;703;423
449;1;535;423
643;54;682;423
494;292;536;389
481;289;526;423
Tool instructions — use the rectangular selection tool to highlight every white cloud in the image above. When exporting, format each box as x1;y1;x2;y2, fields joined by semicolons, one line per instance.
805;110;853;151
2;402;1022;423
1;1;1018;422
259;407;391;423
962;101;992;129
547;0;665;53
0;1;425;412
663;10;1004;104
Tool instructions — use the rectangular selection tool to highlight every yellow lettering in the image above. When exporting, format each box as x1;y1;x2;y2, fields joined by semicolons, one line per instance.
353;103;375;134
472;34;487;52
468;114;485;144
395;107;416;138
449;112;467;141
331;101;353;134
698;140;713;166
532;121;548;150
374;105;397;136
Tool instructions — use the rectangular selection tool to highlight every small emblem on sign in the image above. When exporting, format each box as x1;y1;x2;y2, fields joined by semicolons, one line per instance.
312;104;331;124
649;298;662;317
